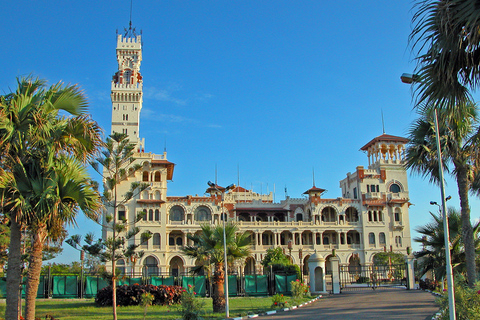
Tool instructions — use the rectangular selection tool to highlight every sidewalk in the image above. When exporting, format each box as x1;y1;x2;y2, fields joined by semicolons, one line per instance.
256;288;438;320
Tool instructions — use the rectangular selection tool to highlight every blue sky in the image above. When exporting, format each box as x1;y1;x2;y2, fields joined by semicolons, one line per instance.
2;1;479;263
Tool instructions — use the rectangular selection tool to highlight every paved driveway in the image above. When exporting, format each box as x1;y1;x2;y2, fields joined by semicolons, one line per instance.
257;288;439;320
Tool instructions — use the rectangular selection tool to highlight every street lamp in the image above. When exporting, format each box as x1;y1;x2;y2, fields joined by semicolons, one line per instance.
207;181;236;318
401;73;456;320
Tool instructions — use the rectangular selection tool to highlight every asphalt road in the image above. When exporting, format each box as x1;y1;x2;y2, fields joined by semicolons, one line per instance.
257;288;439;320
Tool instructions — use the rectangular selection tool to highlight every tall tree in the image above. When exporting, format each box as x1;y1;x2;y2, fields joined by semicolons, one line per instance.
410;0;480;112
181;223;251;313
0;77;102;320
414;207;480;281
91;132;150;320
405;102;480;286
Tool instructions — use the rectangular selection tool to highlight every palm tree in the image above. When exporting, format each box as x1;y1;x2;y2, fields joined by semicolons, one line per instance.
0;76;102;320
1;156;101;320
181;223;251;313
414;208;480;282
405;102;480;286
410;0;480;112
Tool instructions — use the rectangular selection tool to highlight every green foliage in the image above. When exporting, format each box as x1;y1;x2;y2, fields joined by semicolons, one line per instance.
372;252;405;265
436;277;480;320
95;284;183;307
414;208;480;280
41;262;82;275
271;294;288;309
180;285;205;320
261;247;290;267
140;292;155;320
290;279;310;300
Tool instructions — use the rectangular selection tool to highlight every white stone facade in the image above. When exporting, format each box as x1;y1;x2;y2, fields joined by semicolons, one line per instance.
103;32;412;278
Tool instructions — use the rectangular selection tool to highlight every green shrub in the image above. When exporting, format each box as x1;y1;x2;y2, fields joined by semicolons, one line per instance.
180;284;205;320
271;294;289;309
436;278;480;320
95;284;183;307
356;276;369;284
290;279;310;300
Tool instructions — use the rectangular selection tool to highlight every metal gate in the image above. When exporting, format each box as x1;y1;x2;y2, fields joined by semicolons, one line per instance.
340;264;407;291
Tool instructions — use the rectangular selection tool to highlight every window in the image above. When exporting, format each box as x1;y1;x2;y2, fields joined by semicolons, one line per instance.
154;209;160;221
367;185;370;192
371;185;376;192
296;213;303;222
379;232;386;245
369;233;376;245
153;233;161;248
148;209;154;221
395;210;401;222
353;187;357;199
194;206;211;221
170;206;184;221
118;210;126;221
117;259;126;275
368;211;372;222
376;185;380;192
395;236;402;247
154;172;161;182
142;171;149;182
390;183;401;193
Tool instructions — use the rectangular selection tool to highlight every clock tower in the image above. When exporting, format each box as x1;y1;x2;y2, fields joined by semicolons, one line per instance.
111;28;145;151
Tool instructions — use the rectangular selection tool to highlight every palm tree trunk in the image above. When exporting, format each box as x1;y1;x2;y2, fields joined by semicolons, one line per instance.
212;262;226;313
456;168;477;287
24;226;48;320
5;217;22;320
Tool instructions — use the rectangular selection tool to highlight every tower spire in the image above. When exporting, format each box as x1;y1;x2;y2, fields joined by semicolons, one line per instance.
124;0;137;37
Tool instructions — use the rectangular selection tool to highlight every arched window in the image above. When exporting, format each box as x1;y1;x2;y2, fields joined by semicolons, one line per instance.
321;207;336;222
148;209;154;221
389;183;401;193
154;172;161;182
169;206;184;221
153;233;161;248
369;233;376;245
296;213;303;222
345;207;358;222
155;209;160;221
379;232;386;245
142;171;149;182
194;206;211;221
144;256;158;277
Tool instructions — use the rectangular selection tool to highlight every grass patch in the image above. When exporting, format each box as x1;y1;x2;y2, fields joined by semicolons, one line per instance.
0;296;316;319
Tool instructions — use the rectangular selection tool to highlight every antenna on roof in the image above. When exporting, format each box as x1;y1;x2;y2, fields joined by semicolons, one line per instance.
164;138;167;152
381;109;386;134
312;167;316;187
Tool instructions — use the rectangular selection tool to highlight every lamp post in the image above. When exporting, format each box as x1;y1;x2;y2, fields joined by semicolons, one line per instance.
401;73;456;320
207;181;235;318
287;240;293;262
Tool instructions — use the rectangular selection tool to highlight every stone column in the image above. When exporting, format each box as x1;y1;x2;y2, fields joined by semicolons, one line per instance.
330;256;341;294
405;254;415;290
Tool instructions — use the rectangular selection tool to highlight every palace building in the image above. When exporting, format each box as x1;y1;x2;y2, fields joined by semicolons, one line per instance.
103;29;412;279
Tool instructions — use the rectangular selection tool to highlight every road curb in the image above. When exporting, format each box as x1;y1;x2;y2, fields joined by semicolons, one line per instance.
229;295;322;320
